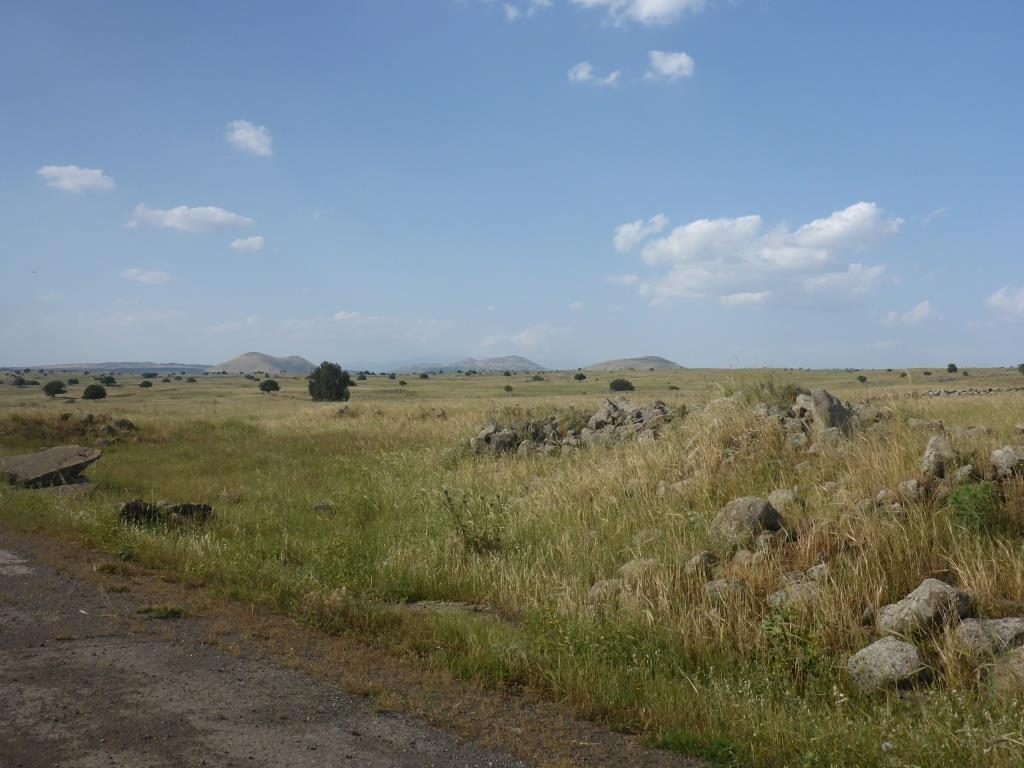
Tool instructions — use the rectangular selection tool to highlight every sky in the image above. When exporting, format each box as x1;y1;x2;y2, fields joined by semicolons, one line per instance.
1;0;1022;370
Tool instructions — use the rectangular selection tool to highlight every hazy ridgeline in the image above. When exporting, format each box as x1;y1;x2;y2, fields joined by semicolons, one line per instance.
2;367;1023;767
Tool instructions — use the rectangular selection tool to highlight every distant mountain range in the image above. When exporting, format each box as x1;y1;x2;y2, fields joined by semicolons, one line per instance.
209;352;316;374
394;355;544;374
586;356;682;371
4;361;210;374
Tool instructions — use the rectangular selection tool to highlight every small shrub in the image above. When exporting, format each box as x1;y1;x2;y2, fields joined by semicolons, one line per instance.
398;380;408;387
419;373;429;379
900;371;908;378
609;378;634;392
259;379;280;393
856;375;868;383
139;380;153;389
82;384;107;400
67;377;79;385
923;371;932;376
442;489;506;555
356;373;367;381
530;375;544;381
573;372;587;382
186;377;197;383
142;372;158;379
948;482;1002;532
503;384;513;395
947;363;958;373
668;384;680;391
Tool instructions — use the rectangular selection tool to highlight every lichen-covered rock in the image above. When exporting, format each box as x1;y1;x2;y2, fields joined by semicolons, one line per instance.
617;558;660;586
898;479;926;503
586;578;623;606
877;578;973;637
920;435;955;480
952;618;1024;657
991;446;1024;479
709;496;784;551
990;646;1024;697
767;488;801;516
810;389;854;435
684;551;718;581
847;637;927;692
768;580;820;610
704;578;749;601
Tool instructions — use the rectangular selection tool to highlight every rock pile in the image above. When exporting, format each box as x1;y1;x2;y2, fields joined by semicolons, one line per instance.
119;499;214;526
755;388;886;451
922;386;1024;398
470;397;675;456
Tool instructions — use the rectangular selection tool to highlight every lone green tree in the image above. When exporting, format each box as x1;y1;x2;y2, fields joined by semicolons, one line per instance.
259;379;280;393
43;380;67;398
573;372;587;382
308;361;351;402
947;363;958;373
609;378;634;392
82;384;107;400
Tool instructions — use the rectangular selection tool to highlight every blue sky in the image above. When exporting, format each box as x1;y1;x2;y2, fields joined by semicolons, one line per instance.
1;0;1022;369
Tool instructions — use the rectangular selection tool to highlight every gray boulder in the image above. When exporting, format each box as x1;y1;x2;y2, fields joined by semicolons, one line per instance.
684;551;718;581
767;488;801;517
847;637;927;692
709;496;784;551
990;646;1024;697
810;389;854;435
898;479;926;503
768;580;820;610
704;578;749;602
0;445;102;488
991;446;1024;479
877;578;973;637
617;558;660;585
586;578;622;606
920;435;955;480
952;618;1024;657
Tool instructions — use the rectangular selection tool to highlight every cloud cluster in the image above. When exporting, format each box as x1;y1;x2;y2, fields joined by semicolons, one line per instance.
37;165;115;193
985;286;1024;317
613;202;902;303
226;120;273;157
883;300;936;325
502;0;551;21
230;235;265;251
568;61;620;87
572;0;707;26
130;204;253;232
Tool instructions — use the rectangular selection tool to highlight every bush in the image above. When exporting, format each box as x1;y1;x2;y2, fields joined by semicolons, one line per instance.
419;373;429;379
67;377;79;385
387;373;396;380
142;372;158;379
530;375;544;381
503;370;512;377
900;371;908;378
356;373;367;381
259;379;280;393
609;378;634;392
573;372;587;382
186;377;197;383
99;375;116;385
161;377;171;383
503;384;513;394
947;363;958;373
398;380;408;387
139;380;153;388
308;361;352;402
82;384;107;400
923;371;932;376
43;380;66;398
856;375;868;383
948;482;1002;533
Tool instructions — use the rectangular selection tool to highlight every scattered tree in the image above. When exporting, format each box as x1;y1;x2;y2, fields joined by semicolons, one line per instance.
43;380;67;398
308;361;352;402
503;370;512;377
99;375;116;386
82;384;107;400
609;378;635;392
573;372;587;382
67;377;79;385
857;375;868;384
419;373;429;379
947;363;958;373
356;373;367;381
259;379;280;393
186;377;197;383
923;371;932;376
503;384;513;395
398;380;408;387
139;380;153;388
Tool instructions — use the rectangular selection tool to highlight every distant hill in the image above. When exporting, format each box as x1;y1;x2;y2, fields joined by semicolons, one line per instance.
6;361;209;374
586;356;682;371
395;355;545;373
209;352;315;374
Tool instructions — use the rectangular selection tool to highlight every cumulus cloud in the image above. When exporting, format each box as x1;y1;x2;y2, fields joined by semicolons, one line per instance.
613;213;668;252
130;204;253;232
568;61;621;87
37;165;115;193
226;120;273;156
500;0;550;21
572;0;708;26
120;268;171;285
883;300;935;325
618;202;901;302
720;291;770;308
644;51;695;81
604;273;640;285
985;286;1024;317
803;263;887;295
230;235;265;251
334;310;361;321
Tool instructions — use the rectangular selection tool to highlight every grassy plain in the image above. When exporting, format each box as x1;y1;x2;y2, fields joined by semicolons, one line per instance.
2;365;1024;767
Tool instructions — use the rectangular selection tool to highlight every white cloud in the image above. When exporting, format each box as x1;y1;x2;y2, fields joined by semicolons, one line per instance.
803;263;887;295
230;235;265;251
226;120;273;156
481;324;569;352
604;273;640;285
37;165;115;193
644;50;695;81
207;315;259;334
130;204;253;232
572;0;708;26
568;61;621;87
882;300;935;325
504;4;521;20
613;213;668;252
569;300;584;311
121;268;171;285
621;202;901;302
334;310;361;321
923;207;948;225
719;291;769;308
984;286;1024;317
95;310;185;329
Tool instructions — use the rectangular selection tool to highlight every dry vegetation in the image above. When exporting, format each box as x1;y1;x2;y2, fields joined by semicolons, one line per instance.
2;366;1024;766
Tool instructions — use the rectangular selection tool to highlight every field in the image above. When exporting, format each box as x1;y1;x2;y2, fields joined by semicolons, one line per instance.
2;366;1024;767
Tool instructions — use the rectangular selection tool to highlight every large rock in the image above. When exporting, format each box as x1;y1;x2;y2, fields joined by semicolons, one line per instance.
847;637;927;692
990;646;1024;697
810;389;854;435
991;446;1024;479
684;551;718;581
617;558;661;586
0;445;101;487
768;580;821;610
469;426;519;454
709;496;784;551
767;488;801;517
877;578;973;637
920;435;955;480
952;618;1024;657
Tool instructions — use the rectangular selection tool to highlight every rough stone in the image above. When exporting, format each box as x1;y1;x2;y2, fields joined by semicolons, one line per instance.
898;479;926;503
768;580;820;610
952;618;1024;657
877;578;973;637
617;558;660;585
990;646;1024;697
708;496;784;551
586;578;623;606
920;435;955;480
684;551;718;581
847;637;927;692
805;563;830;582
991;446;1024;479
0;445;102;488
810;389;854;435
767;488;801;517
704;578;749;601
